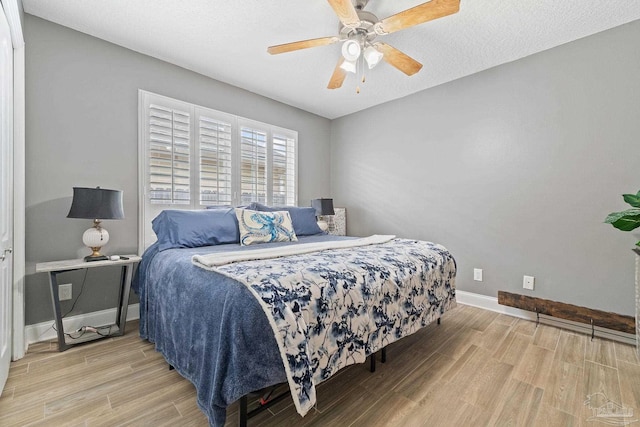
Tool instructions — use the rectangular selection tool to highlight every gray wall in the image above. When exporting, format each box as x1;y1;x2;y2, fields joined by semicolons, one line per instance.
24;13;640;325
24;15;332;325
331;21;640;315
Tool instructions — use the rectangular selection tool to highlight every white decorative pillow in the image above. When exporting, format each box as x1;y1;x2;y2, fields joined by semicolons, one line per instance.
235;208;298;246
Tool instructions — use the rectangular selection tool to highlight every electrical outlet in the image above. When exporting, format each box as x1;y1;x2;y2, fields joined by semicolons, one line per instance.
59;283;72;301
523;275;535;290
473;268;483;282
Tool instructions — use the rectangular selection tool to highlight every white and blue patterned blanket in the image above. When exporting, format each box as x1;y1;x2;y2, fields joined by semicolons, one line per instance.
195;237;456;416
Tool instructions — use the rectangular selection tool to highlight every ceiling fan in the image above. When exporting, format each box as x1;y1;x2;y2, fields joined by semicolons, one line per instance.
267;0;461;90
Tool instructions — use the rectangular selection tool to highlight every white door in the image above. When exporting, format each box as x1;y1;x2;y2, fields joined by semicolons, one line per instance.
0;5;14;396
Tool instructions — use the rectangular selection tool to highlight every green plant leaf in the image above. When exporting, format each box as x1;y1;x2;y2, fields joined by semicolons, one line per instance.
622;191;640;208
604;209;640;224
604;209;640;231
611;217;640;231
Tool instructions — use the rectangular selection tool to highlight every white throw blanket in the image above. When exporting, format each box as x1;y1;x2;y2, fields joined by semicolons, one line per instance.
192;236;457;417
192;234;396;269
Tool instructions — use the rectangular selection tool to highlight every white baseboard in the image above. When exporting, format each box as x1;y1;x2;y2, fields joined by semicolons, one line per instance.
25;303;140;345
24;293;635;347
456;290;636;346
456;290;538;320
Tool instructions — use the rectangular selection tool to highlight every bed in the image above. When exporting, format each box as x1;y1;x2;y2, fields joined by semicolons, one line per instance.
133;205;457;426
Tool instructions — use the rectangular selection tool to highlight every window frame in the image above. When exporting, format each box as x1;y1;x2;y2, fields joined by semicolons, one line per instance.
138;90;298;250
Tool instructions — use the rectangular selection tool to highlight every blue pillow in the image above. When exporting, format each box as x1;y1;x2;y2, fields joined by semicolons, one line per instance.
152;208;239;251
249;202;323;236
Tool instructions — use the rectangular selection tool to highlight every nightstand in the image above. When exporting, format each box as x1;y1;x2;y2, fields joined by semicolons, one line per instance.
328;207;347;236
35;255;141;351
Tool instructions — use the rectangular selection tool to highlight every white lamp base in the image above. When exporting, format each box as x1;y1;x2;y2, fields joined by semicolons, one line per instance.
82;222;109;261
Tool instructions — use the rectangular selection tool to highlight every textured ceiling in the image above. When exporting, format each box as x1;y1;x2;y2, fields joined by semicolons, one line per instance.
22;0;640;119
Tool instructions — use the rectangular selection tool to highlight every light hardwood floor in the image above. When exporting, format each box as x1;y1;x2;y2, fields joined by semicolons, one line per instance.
1;304;639;426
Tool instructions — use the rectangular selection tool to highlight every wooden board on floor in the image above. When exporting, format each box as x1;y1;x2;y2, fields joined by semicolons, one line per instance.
497;291;635;334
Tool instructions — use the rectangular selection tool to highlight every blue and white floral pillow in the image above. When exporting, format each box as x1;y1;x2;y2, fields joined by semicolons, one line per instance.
235;208;298;246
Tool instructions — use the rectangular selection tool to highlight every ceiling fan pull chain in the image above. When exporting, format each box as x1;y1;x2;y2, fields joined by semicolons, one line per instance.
356;52;364;93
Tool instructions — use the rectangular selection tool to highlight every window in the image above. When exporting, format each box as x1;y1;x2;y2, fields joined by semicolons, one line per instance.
272;133;296;206
239;125;267;205
198;114;233;206
139;91;297;210
147;103;191;204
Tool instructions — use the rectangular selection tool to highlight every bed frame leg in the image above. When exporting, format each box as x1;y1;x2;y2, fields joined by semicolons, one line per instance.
239;395;248;427
370;348;387;372
168;365;174;371
437;317;441;325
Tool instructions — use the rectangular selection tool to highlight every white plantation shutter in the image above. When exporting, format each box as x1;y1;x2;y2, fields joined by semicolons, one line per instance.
147;103;191;204
272;132;296;206
239;124;267;205
197;111;233;206
139;91;298;250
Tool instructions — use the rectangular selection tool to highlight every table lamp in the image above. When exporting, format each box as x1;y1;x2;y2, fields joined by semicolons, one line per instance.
67;187;125;262
311;198;335;232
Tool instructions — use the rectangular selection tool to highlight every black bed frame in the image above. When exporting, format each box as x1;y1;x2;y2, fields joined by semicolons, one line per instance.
169;317;441;426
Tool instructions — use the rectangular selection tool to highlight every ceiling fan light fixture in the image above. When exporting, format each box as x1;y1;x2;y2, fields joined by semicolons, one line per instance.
363;45;383;69
339;59;357;74
268;0;461;90
341;39;361;62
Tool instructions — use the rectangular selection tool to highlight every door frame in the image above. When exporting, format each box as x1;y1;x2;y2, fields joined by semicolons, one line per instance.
0;0;14;393
2;0;26;360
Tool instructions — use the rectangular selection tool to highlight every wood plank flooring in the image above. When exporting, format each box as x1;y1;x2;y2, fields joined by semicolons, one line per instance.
1;305;639;426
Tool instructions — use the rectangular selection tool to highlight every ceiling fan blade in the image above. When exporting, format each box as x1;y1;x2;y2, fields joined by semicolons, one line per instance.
268;36;339;55
328;57;347;89
377;0;460;34
375;43;423;76
327;0;361;28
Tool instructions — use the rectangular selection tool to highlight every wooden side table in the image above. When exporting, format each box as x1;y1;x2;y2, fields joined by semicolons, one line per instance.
35;255;141;351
